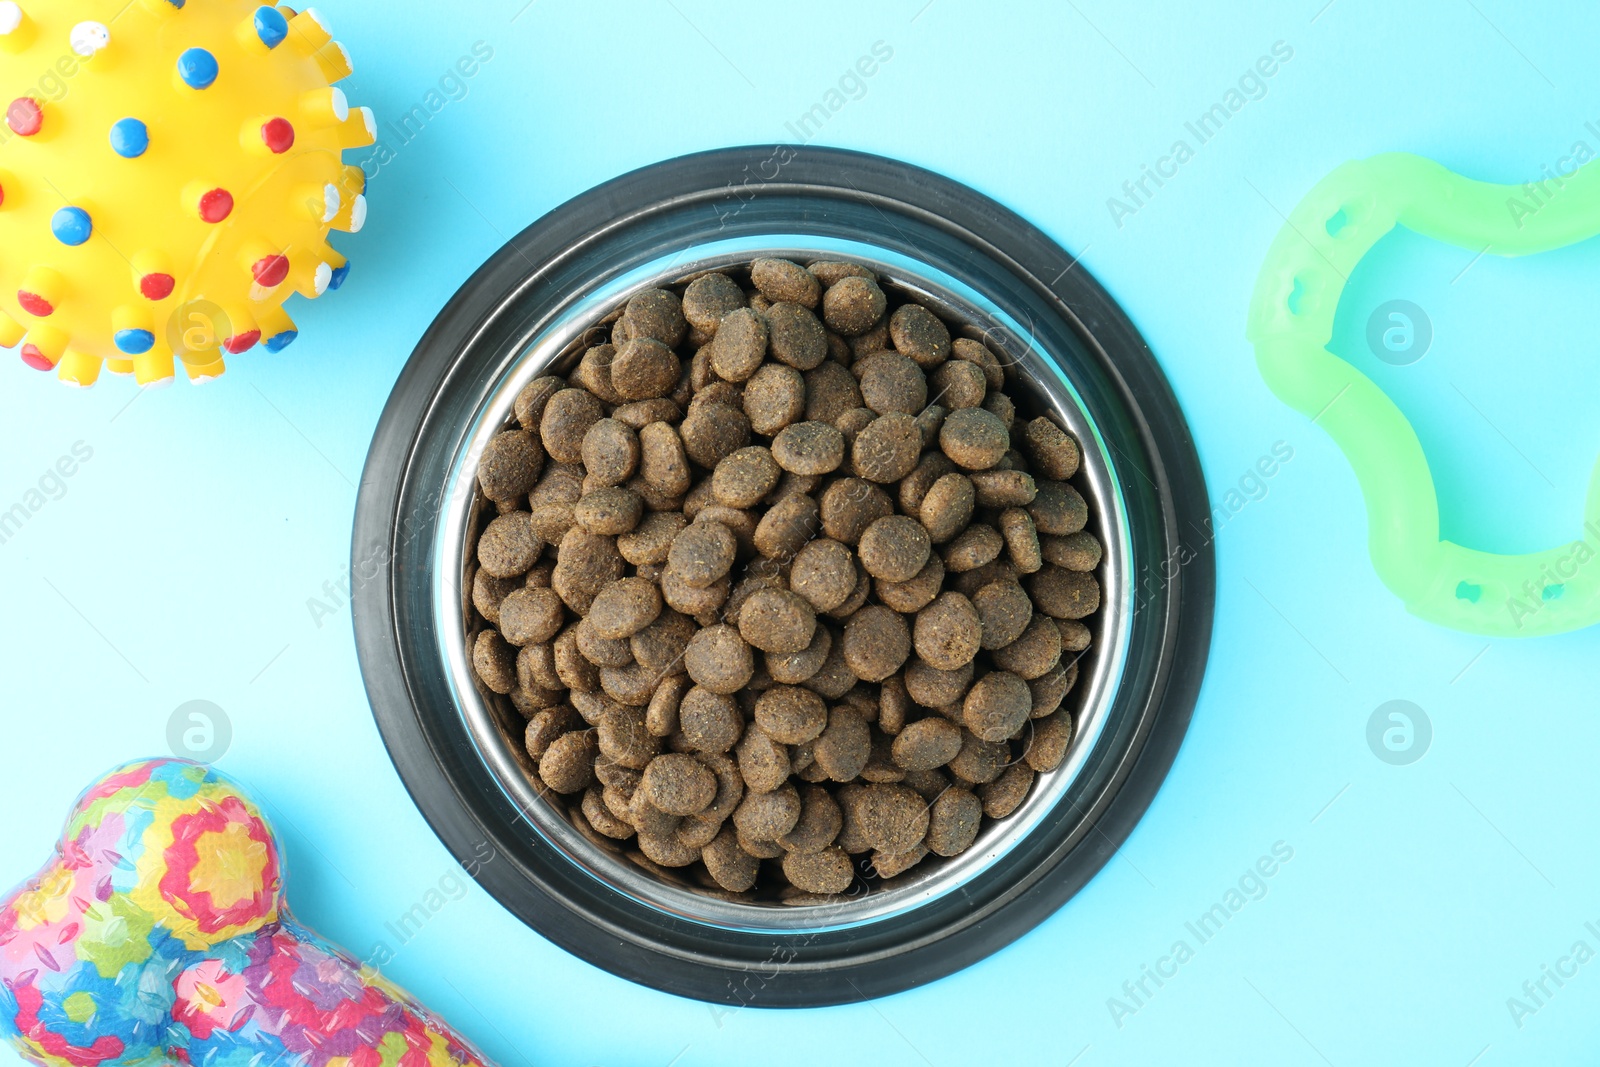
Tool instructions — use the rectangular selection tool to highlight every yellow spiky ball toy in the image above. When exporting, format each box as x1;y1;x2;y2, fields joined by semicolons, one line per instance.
0;0;372;388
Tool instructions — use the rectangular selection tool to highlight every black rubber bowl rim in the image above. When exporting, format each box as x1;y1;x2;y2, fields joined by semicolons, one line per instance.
352;145;1214;1007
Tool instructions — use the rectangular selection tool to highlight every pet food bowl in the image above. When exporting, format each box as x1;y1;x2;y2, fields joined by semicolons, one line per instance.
352;146;1213;1006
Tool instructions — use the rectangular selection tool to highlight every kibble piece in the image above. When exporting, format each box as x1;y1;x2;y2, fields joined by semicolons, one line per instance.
826;561;873;621
645;673;691;737
1029;660;1074;718
766;302;828;370
1057;619;1092;653
708;307;768;382
942;524;1003;572
805;361;864;424
857;352;928;416
841;605;911;683
680;402;752;468
789;539;857;613
984;391;1016;431
771;421;846;476
1041;531;1102;572
667;520;737;588
939;407;1010;470
767;623;832;686
972;579;1033;650
623;288;687;348
750;492;818;559
478;512;539;578
641;753;718;816
925;788;982;856
813;705;872;781
679;686;745;753
617;512;686;567
963;671;1032;743
777;784;843;855
684;624;754;695
992;615;1063;679
743;362;806;435
552;528;626;614
599;703;661;770
822;276;887;336
1023;417;1081;480
751;258;821;308
781;846;853;894
472;630;517;694
998;507;1043;573
638;422;691;497
733;781;802;841
582;788;634;840
524;706;577;761
888;304;952;367
950;337;1004;389
1028;566;1102;620
819;477;893;545
913;592;982;671
515;375;564;431
858;784;930;854
540;388;605;464
637;830;699;868
1025;709;1074;772
478;430;545;502
872;845;928;880
852;413;923;484
498;587;567;646
517;641;563;693
682;272;746;334
554;626;600;692
755;686;829;745
980;763;1035;819
1029;481;1089;535
712;446;781;508
661;569;730;617
878;675;911;736
539;731;597;794
472;569;521;625
891;716;963;772
574;486;643;535
736;588;816;654
736;726;791;793
702;827;760;892
573;343;622;404
947;730;1008;784
876;556;945;614
857;515;932;583
585;577;662;641
905;658;973;708
581;419;640;487
929;359;987;410
919;473;976;545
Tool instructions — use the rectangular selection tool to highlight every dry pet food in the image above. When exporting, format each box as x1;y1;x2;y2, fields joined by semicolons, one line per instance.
466;259;1103;903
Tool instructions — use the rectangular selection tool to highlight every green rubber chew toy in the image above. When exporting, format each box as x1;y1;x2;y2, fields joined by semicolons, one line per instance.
1247;152;1600;637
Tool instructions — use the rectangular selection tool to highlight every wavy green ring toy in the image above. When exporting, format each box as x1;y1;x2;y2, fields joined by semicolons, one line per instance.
1248;152;1600;637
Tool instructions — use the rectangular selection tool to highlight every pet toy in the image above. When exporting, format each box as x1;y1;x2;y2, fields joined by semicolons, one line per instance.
0;758;493;1067
1247;152;1600;637
0;1;372;387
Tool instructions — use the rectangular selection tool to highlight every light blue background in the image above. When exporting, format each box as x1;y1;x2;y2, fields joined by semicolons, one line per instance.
3;0;1599;1064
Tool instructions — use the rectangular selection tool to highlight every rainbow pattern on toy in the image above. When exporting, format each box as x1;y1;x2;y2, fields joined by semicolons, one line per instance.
0;1;373;387
0;759;494;1067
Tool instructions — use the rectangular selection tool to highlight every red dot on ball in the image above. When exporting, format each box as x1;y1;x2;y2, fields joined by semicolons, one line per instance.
140;273;176;301
6;98;42;138
17;291;53;317
224;329;261;354
20;345;53;370
262;117;294;154
252;255;290;288
199;188;234;223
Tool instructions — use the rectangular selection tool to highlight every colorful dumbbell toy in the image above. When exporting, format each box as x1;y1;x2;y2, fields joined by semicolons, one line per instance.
0;1;373;388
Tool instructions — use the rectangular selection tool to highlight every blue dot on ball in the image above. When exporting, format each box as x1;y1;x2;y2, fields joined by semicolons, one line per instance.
115;329;156;355
110;118;149;158
329;261;351;291
178;48;219;90
52;207;93;246
254;7;288;48
265;329;299;353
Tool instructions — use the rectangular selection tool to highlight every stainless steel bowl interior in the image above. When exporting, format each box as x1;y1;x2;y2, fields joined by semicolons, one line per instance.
428;235;1132;934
